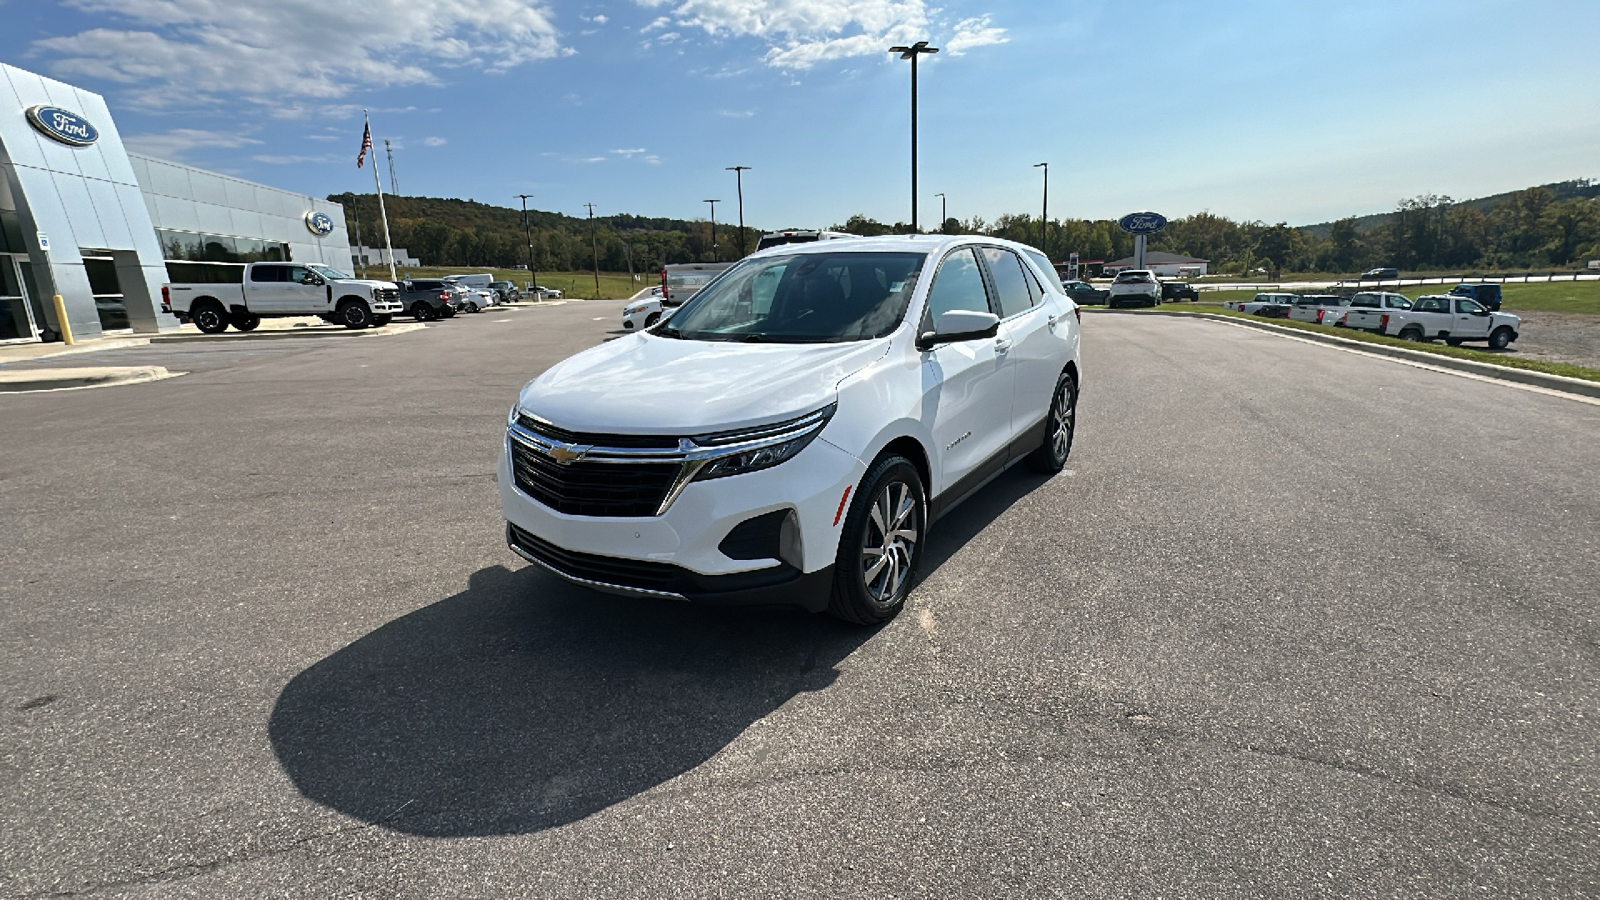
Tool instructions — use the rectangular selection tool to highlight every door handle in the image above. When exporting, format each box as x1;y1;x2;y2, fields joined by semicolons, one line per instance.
994;338;1012;354
1047;314;1058;327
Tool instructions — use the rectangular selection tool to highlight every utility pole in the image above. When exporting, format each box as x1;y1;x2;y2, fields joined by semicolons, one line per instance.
935;192;946;232
585;202;601;299
515;193;538;300
1034;162;1049;254
704;199;720;262
889;41;939;232
349;203;365;277
385;139;399;195
726;166;751;256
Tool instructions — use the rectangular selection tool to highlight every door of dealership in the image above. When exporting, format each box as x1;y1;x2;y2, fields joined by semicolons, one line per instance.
0;253;47;343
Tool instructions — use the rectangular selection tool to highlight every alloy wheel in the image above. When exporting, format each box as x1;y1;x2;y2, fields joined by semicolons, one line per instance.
861;481;920;607
1052;381;1076;461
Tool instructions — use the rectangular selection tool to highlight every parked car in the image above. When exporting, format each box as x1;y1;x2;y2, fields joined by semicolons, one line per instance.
1162;281;1199;302
1449;283;1503;311
534;286;563;300
1287;294;1354;325
754;229;856;252
661;263;734;306
1342;291;1413;327
1225;292;1296;316
621;296;664;331
1343;294;1520;348
1059;280;1110;305
1359;267;1399;280
162;262;402;333
1107;269;1160;308
488;281;520;302
397;279;459;321
501;236;1083;624
460;287;497;313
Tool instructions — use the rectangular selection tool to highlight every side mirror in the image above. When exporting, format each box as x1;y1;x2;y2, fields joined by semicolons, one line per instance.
918;310;1000;350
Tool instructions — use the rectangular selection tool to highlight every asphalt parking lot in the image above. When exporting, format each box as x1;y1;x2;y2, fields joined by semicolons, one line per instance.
2;304;1597;898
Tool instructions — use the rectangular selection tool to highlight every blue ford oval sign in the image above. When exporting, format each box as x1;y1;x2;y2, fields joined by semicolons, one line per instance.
25;105;99;147
304;211;334;236
1118;212;1168;235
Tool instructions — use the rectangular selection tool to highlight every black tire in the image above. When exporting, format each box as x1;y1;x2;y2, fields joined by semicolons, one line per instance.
465;301;479;314
828;455;926;625
441;305;457;318
1489;327;1513;350
645;312;661;327
192;302;229;334
338;300;373;329
372;314;392;327
1400;326;1426;342
1445;338;1463;346
411;302;436;322
1026;371;1077;473
229;313;261;332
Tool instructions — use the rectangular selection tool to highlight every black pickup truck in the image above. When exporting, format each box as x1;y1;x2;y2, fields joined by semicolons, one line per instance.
397;279;460;321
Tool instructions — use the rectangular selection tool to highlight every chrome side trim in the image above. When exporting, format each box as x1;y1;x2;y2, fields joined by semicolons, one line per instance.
507;537;689;601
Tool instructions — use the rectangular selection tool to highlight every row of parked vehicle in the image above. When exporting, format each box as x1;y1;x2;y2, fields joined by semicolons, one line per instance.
1225;283;1521;349
161;265;561;333
1050;270;1200;308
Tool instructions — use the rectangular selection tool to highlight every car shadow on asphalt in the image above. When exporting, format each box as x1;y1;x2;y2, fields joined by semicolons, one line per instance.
268;466;1052;838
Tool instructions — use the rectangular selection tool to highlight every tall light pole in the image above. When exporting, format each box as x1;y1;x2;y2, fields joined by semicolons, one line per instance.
584;202;601;299
1034;162;1049;255
515;193;538;300
889;41;939;233
726;166;751;256
935;192;946;232
704;199;720;262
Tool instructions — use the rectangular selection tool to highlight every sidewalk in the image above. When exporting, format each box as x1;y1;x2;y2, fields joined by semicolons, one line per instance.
0;316;421;364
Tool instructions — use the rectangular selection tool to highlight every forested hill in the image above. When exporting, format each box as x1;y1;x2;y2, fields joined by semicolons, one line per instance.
328;193;762;271
1300;179;1600;237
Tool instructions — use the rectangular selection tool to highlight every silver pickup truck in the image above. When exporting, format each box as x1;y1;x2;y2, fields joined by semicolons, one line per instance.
1344;294;1521;348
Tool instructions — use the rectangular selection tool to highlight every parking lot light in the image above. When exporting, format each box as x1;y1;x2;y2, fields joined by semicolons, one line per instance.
889;41;939;232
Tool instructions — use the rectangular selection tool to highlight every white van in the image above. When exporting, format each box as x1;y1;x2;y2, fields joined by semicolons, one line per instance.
443;273;494;289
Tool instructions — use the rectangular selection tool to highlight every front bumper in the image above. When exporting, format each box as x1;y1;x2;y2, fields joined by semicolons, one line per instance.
499;433;865;609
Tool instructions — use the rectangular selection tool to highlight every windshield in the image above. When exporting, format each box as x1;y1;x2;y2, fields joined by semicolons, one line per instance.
658;251;925;343
308;264;352;280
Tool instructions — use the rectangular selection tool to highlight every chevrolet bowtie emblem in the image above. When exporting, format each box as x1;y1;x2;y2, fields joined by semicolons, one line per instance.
548;443;590;465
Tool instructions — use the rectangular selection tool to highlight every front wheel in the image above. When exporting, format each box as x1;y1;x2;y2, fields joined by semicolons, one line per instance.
338;300;373;329
645;312;661;327
1026;371;1077;473
828;455;926;625
1489;326;1514;350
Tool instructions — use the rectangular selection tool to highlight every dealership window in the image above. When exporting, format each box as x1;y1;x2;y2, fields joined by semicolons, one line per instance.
156;229;289;285
80;251;128;332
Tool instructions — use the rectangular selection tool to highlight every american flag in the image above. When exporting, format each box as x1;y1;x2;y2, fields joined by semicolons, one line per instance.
356;121;372;168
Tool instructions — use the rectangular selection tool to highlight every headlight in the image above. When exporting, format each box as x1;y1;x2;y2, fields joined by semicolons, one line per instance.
624;303;648;314
690;403;835;482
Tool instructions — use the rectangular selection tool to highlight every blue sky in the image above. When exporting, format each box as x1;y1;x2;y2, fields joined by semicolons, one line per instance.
5;0;1597;228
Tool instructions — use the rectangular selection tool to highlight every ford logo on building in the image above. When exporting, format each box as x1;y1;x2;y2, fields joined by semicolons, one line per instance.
304;211;334;236
25;105;99;147
1118;212;1168;235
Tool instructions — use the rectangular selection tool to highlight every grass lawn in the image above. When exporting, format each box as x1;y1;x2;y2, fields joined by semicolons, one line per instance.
1134;306;1600;383
356;265;648;300
1192;280;1600;315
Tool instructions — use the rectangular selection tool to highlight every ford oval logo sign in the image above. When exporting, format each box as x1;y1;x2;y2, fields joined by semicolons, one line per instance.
304;211;334;236
25;105;99;147
1118;212;1168;235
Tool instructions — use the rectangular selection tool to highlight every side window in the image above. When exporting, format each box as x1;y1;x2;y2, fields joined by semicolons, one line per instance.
923;248;991;327
286;266;310;284
981;247;1035;318
250;265;282;283
1386;294;1411;309
1458;298;1485;314
1022;248;1066;293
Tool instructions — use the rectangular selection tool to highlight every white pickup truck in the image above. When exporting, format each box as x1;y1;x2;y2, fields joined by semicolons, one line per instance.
162;262;403;333
1225;292;1297;316
1286;294;1355;325
1343;294;1521;348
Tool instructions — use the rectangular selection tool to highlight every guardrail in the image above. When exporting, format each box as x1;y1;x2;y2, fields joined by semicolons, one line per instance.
1187;272;1600;292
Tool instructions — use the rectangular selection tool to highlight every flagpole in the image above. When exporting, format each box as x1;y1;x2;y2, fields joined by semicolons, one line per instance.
366;110;398;282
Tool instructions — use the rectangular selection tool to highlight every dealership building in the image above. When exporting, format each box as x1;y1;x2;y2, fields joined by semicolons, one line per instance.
1;62;354;344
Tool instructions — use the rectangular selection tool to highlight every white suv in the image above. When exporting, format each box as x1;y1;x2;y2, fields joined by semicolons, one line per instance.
500;236;1083;624
1107;269;1161;308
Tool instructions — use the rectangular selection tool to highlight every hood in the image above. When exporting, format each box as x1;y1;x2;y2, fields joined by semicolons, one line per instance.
518;333;889;433
337;279;398;290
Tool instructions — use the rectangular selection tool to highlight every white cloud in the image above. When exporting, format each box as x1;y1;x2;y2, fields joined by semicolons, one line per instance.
35;0;566;108
423;136;448;146
718;108;756;117
253;153;340;164
121;128;262;159
642;15;672;31
611;147;649;156
632;0;1005;69
945;15;1007;55
586;13;609;23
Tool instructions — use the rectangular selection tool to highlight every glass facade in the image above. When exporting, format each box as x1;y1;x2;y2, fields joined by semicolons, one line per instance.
156;228;290;265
